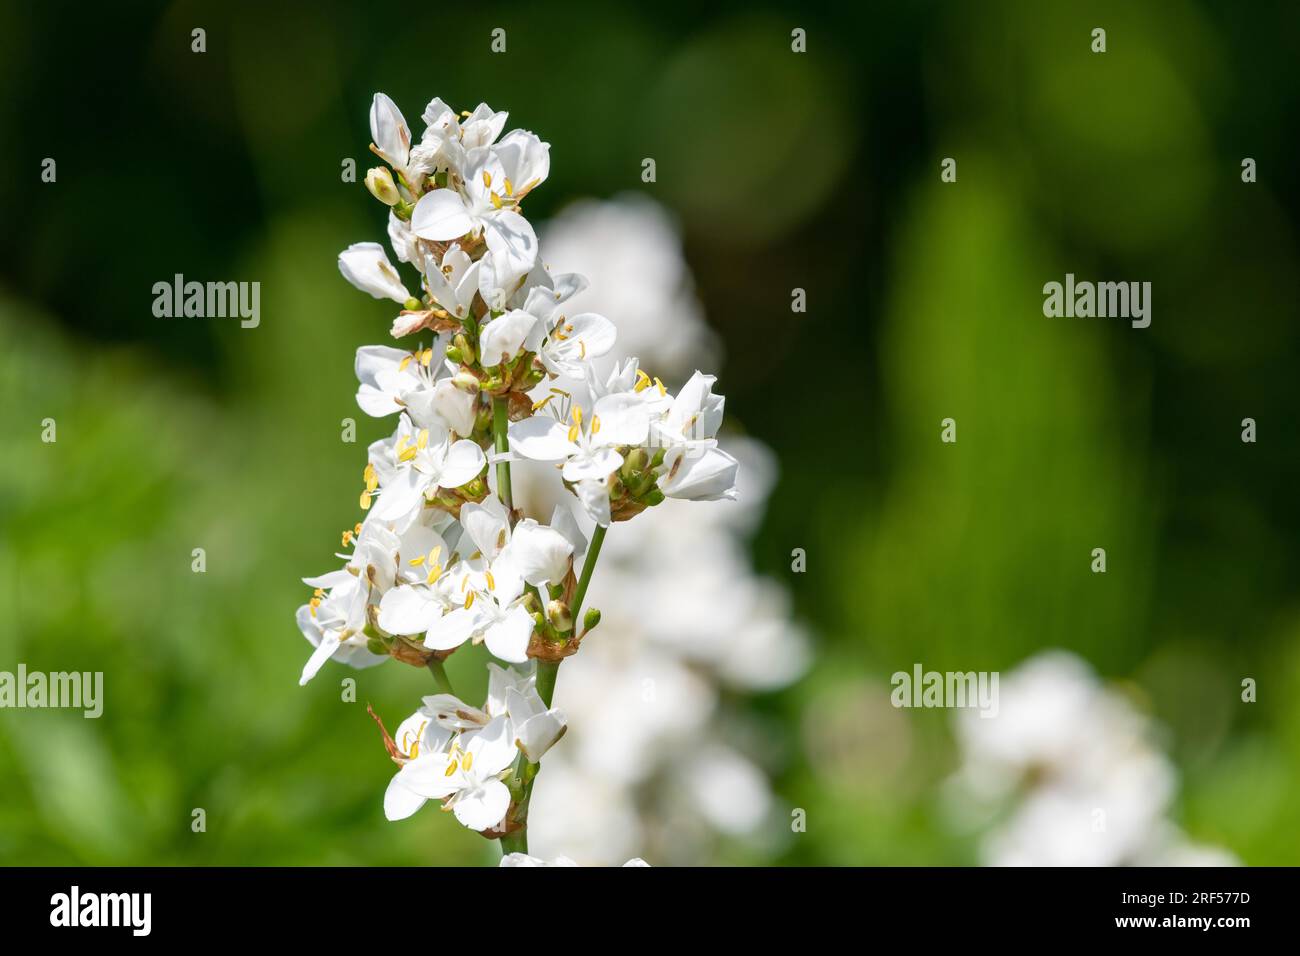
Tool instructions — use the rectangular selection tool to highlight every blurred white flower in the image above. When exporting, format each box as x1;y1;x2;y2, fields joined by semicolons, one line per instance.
948;650;1236;866
539;195;719;379
500;853;649;867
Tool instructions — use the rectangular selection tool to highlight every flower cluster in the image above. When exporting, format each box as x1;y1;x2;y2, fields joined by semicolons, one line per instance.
295;93;740;855
947;651;1236;867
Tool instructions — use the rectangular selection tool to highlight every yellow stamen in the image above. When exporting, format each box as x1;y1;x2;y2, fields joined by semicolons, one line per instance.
531;395;554;412
364;463;378;493
464;591;476;609
634;369;652;392
417;428;429;450
482;170;492;188
461;752;474;771
486;570;496;591
490;192;503;210
421;348;433;367
409;554;426;566
425;563;443;584
654;376;667;396
399;353;415;372
504;178;514;197
591;415;601;435
360;490;372;510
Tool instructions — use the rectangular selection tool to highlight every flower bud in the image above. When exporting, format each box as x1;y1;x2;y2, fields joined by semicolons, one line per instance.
367;637;387;655
644;487;666;507
403;297;422;311
452;333;476;365
452;371;481;393
445;346;465;364
365;166;401;206
621;447;650;476
547;600;573;632
582;607;601;633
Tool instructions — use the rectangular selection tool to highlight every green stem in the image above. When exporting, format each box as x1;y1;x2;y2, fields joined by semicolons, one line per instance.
491;396;513;515
571;524;607;633
425;658;454;695
497;527;609;857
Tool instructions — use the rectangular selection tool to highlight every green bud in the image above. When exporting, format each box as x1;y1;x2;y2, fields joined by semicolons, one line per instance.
644;487;666;507
649;447;667;468
582;608;602;633
547;600;573;632
452;333;476;365
404;297;423;312
445;346;465;365
622;447;650;475
532;611;546;630
365;166;400;206
367;637;387;655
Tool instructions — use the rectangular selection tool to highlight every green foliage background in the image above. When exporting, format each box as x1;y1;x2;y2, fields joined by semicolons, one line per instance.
1;0;1298;864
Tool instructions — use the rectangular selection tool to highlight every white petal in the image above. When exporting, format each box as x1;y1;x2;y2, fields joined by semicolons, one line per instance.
298;631;341;686
425;606;481;651
370;92;411;170
478;309;537;367
509;417;577;461
561;447;622;484
483;605;533;663
460;496;512;559
436;439;486;488
383;778;428;821
411;189;474;241
592;392;650;446
339;242;410;303
451;779;510;831
395;753;461;799
659;446;739;501
377;585;442;636
483;210;538;279
505;520;574;586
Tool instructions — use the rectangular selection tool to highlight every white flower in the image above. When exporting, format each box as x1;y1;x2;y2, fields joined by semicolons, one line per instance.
382;707;457;821
366;415;486;529
410;99;508;178
539;195;717;379
338;242;410;303
295;573;383;686
420;664;567;762
369;92;422;189
657;445;739;502
387;715;517;830
947;651;1232;867
510;393;650;485
421;243;481;321
410;132;550;281
354;344;478;437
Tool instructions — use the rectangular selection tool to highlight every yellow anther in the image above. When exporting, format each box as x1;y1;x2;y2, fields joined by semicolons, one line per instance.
572;406;584;425
409;553;426;566
399;353;415;372
461;752;474;771
490;192;503;210
364;463;378;492
504;178;514;197
444;760;458;777
313;587;324;597
482;170;492;188
425;563;443;584
464;590;476;609
341;529;354;547
360;490;372;510
486;570;496;591
550;387;570;397
654;377;666;396
417;428;429;450
579;340;587;359
634;369;652;392
591;415;601;435
531;395;554;412
568;423;580;443
421;348;433;367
